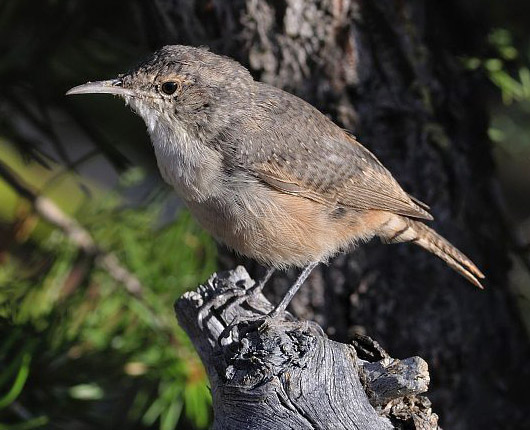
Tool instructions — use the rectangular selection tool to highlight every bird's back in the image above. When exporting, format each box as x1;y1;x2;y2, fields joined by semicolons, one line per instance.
226;82;432;221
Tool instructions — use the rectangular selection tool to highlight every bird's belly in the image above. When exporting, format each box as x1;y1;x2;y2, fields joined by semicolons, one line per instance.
184;187;385;268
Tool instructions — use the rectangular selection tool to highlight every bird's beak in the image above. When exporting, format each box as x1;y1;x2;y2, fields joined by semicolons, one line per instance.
66;79;134;97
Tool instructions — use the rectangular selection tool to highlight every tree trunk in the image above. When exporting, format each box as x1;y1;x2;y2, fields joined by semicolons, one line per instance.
144;1;530;428
175;267;440;430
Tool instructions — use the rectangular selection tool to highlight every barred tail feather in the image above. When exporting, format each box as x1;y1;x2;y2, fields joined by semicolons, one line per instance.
381;216;485;288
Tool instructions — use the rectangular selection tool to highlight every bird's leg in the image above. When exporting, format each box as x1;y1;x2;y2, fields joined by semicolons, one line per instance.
252;267;275;294
216;267;276;344
269;261;319;318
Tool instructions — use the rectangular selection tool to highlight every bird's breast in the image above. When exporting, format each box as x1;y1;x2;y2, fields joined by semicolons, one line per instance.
150;122;224;202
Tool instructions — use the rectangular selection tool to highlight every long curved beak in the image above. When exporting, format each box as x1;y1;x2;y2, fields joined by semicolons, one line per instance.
66;79;134;96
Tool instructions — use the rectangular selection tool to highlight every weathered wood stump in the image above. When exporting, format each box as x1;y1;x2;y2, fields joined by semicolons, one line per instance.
175;267;440;430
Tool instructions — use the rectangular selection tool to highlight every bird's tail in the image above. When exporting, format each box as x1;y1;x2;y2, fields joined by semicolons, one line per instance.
380;215;485;288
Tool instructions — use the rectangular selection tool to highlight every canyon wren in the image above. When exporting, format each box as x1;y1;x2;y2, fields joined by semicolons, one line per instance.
67;45;484;316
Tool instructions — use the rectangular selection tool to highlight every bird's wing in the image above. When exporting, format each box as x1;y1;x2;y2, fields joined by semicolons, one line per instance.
236;85;432;220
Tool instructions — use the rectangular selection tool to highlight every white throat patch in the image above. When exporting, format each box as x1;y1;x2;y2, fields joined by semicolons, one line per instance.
124;96;223;202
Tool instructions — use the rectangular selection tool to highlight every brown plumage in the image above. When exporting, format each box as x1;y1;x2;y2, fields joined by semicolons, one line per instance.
237;84;432;221
379;216;484;288
66;45;485;315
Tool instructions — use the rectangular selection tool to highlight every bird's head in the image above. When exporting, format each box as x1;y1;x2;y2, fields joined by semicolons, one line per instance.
67;45;253;136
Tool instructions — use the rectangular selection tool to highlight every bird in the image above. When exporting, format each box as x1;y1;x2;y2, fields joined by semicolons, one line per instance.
67;45;484;316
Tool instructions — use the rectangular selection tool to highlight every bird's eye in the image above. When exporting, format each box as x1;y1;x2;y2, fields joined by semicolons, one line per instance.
161;81;178;95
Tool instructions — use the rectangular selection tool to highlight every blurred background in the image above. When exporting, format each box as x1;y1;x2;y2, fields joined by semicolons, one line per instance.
1;0;529;429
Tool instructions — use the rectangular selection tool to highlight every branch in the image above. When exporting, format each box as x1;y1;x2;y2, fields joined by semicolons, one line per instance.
175;267;440;430
0;159;142;297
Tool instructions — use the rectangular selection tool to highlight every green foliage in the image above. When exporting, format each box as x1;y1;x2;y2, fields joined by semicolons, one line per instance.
463;28;530;104
0;186;217;429
0;0;217;426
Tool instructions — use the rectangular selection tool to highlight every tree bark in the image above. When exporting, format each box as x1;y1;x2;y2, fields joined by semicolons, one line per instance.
143;1;530;428
175;267;440;430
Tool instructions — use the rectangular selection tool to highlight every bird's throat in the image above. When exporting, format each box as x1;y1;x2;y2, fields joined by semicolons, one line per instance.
148;115;224;203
